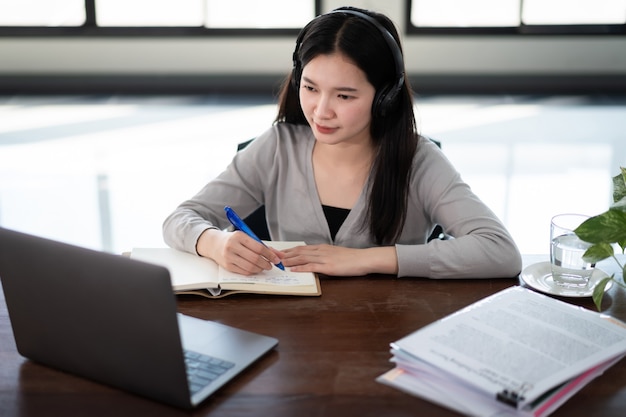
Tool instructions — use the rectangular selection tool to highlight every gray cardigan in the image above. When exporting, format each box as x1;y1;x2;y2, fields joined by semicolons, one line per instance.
163;123;522;279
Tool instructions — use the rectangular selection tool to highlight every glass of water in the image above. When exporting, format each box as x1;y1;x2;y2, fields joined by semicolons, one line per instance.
550;214;595;288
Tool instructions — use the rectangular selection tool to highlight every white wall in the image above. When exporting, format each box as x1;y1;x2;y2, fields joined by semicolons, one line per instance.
0;0;624;85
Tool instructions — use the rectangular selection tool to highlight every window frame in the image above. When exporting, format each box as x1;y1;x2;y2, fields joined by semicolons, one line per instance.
0;0;321;37
1;0;624;37
405;0;626;36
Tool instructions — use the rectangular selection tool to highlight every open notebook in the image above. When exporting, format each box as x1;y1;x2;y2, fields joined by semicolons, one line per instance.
131;243;321;298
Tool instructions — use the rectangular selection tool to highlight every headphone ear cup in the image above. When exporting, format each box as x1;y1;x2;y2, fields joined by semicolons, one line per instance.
373;81;403;118
291;65;301;91
372;88;384;118
373;85;392;117
291;50;302;91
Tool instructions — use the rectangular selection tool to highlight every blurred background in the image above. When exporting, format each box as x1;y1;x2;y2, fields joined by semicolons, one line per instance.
0;0;625;256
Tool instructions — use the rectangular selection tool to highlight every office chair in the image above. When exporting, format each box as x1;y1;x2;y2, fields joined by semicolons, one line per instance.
236;139;271;241
236;137;445;242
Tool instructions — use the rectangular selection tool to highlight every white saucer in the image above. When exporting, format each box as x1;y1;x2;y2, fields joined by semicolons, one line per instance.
520;261;612;297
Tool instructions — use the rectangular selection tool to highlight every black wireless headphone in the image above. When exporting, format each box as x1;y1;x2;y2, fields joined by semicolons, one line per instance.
291;8;406;118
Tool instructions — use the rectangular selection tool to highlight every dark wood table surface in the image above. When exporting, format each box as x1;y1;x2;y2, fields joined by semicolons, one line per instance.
1;255;625;417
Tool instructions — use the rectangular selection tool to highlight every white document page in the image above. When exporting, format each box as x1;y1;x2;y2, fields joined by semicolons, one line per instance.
392;286;626;408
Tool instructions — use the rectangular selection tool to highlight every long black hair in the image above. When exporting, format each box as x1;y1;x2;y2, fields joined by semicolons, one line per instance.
275;7;418;245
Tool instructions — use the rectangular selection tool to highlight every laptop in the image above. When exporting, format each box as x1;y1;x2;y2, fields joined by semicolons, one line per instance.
0;227;278;409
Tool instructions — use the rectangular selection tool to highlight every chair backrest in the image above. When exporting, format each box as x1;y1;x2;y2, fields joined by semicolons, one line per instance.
237;139;271;241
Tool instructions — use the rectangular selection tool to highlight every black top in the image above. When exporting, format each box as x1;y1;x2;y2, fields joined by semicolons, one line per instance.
322;205;350;241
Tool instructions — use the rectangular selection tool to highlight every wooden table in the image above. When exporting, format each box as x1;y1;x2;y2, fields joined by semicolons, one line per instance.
1;256;625;417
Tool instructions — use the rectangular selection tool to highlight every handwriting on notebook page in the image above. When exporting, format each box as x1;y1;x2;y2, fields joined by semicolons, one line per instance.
219;267;315;286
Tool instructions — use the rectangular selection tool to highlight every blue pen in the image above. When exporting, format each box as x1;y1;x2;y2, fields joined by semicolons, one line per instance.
224;206;285;271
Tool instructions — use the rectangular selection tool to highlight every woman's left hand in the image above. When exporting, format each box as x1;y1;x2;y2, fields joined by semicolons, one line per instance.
281;244;398;276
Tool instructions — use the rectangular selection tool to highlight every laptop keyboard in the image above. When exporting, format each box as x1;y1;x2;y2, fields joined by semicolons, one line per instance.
184;350;235;395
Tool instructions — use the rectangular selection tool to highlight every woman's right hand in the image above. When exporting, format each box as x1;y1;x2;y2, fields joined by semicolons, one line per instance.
195;228;283;275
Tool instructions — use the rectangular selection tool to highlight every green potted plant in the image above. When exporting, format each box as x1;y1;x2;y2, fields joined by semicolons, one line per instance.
574;167;626;311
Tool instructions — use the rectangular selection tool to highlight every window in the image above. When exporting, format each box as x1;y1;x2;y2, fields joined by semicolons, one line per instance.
96;0;205;27
409;0;626;34
0;0;85;26
411;0;520;27
522;0;626;25
0;0;317;34
96;0;313;29
204;0;314;29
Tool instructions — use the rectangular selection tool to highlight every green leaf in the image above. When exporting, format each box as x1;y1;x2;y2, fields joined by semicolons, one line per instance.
592;276;614;311
574;209;626;244
582;243;614;263
613;167;626;203
612;196;626;212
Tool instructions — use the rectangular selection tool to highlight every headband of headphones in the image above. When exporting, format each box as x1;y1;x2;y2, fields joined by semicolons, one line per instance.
291;8;406;117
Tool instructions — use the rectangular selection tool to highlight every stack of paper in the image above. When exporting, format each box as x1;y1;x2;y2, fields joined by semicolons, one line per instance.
377;286;626;417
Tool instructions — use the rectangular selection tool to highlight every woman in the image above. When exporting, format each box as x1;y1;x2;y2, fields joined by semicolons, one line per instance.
163;7;522;279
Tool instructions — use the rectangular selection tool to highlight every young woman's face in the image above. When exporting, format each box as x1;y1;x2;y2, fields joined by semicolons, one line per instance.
299;53;376;146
